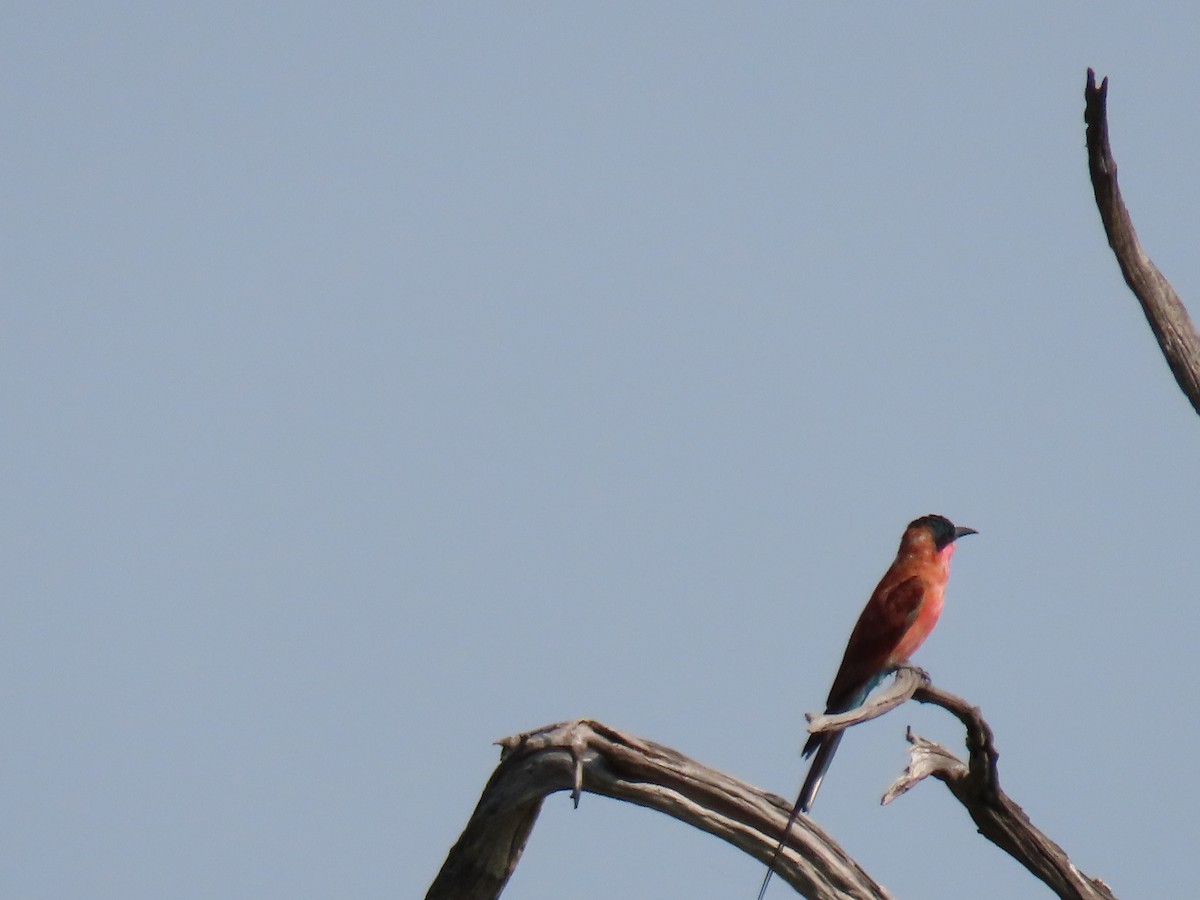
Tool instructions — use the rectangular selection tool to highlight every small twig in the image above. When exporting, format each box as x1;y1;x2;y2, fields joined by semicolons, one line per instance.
881;727;967;803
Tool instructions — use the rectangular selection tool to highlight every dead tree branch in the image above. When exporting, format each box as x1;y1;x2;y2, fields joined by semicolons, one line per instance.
426;718;890;900
427;675;1114;899
886;681;1118;900
806;662;925;736
1084;68;1200;416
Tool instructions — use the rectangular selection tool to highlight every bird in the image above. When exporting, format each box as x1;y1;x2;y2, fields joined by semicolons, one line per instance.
756;514;976;900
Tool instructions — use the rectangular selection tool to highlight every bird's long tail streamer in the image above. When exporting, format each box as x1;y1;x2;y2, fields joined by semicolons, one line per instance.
754;730;845;900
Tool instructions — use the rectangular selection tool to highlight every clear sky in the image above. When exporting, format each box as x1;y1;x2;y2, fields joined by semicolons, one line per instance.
5;4;1198;899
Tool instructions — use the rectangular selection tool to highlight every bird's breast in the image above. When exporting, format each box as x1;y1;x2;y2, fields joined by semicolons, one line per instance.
890;587;945;663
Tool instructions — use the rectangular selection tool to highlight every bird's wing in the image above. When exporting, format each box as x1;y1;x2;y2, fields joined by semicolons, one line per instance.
871;574;927;634
825;575;926;711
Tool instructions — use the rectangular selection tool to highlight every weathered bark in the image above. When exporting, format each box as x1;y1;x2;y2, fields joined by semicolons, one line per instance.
1084;69;1200;416
426;717;891;900
426;671;1114;899
886;680;1118;900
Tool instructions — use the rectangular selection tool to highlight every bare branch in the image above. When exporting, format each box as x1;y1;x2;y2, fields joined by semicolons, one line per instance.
806;663;924;736
881;727;968;803
1084;68;1200;416
882;684;1119;900
427;691;1116;900
426;718;891;900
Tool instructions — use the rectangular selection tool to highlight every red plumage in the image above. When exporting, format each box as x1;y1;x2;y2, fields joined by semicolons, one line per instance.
756;514;975;900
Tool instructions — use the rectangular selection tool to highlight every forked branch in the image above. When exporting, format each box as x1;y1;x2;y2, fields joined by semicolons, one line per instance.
426;674;1114;899
886;679;1118;900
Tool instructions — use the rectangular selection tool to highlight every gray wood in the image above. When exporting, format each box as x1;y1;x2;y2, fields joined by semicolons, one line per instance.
426;718;890;900
426;674;1115;899
1085;69;1200;416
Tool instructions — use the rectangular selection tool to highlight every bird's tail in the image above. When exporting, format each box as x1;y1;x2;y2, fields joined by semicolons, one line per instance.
754;731;845;900
796;729;844;814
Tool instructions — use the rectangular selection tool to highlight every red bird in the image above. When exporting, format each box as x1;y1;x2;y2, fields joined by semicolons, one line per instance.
756;514;976;900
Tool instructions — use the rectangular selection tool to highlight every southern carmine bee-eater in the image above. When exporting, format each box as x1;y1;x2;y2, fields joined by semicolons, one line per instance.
756;514;976;900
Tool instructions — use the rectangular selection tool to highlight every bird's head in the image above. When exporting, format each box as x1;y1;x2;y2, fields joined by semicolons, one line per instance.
908;514;977;550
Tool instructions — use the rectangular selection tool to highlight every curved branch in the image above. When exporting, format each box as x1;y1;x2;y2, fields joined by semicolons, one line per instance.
881;684;1118;900
425;718;890;900
806;663;925;736
427;684;1116;899
1084;68;1200;416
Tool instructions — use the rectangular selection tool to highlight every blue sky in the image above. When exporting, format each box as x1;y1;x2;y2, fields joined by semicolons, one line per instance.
5;5;1198;898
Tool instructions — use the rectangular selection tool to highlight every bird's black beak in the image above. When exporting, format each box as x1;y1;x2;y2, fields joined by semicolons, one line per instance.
953;525;978;540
